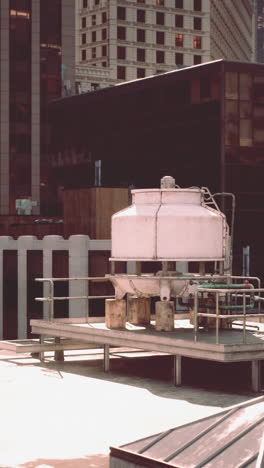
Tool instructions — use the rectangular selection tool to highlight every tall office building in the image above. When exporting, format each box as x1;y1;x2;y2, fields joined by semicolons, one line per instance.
0;0;75;215
76;0;253;92
253;0;264;63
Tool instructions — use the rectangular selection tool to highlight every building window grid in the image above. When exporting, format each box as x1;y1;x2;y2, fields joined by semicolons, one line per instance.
117;26;126;40
117;6;126;21
156;50;165;63
137;9;146;23
175;14;183;28
175;52;183;65
117;66;126;80
117;46;126;60
175;0;183;8
156;31;165;45
156;11;165;25
137;48;146;62
175;34;184;47
194;17;202;30
137;29;146;42
193;36;202;49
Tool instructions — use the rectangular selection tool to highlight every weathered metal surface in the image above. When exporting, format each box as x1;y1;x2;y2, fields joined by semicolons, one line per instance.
111;188;227;261
110;397;264;468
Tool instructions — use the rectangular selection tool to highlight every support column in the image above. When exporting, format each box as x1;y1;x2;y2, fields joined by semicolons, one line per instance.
43;236;64;320
104;344;110;372
17;236;37;339
252;360;261;393
128;296;151;325
155;301;175;331
54;337;64;362
105;299;126;329
173;355;182;386
69;235;89;318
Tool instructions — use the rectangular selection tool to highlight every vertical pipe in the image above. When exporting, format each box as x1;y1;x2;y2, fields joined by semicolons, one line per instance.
194;291;198;342
49;280;54;320
216;292;220;345
173;355;182;386
251;360;261;393
104;344;110;372
243;292;246;344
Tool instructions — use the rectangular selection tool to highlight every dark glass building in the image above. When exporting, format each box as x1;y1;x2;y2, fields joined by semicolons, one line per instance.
0;0;75;215
48;60;264;278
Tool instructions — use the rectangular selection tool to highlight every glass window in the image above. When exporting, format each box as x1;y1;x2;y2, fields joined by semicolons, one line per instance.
194;0;202;11
82;33;86;45
92;47;96;58
240;120;252;147
102;45;107;56
193;36;202;49
175;15;183;28
81;17;86;28
137;68;145;78
117;26;126;40
117;6;126;20
175;34;183;47
175;0;183;7
240;73;252;100
225;72;238;100
240;101;252;119
83;0;88;8
137;0;145;3
92;31;96;42
117;66;126;79
194;17;202;30
137;29;146;42
156;31;165;44
156;50;165;63
92;15;96;26
102;28;107;40
81;49;86;61
137;48;146;62
157;0;165;5
156;12;165;25
102;61;107;67
137;9;146;23
94;0;100;4
102;12;107;23
175;52;183;65
194;54;201;64
117;46;126;60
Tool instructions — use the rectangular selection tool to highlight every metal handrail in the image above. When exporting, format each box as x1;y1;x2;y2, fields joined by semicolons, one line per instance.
35;276;114;321
194;287;264;345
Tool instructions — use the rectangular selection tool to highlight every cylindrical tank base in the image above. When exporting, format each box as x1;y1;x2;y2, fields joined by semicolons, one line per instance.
155;301;174;331
105;299;126;329
128;296;151;325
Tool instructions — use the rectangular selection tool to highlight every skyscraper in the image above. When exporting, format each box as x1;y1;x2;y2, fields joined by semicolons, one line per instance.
0;0;75;215
76;0;253;92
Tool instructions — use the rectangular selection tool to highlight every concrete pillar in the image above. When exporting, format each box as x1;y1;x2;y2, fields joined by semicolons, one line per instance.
252;360;261;393
128;296;151;325
173;355;182;386
105;299;126;329
17;236;38;338
0;236;16;338
43;236;64;320
68;235;89;318
155;301;175;331
31;0;40;213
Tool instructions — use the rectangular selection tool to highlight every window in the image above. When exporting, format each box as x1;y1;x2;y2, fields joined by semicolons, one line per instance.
175;15;183;27
137;9;146;23
92;15;96;26
194;17;202;30
156;0;165;5
193;36;202;48
81;17;86;28
94;0;100;4
117;46;126;60
137;29;145;42
194;54;201;64
102;28;107;40
175;0;183;8
81;49;86;61
82;33;86;45
92;47;96;58
117;6;126;20
102;45;107;56
156;31;165;44
83;0;87;8
102;12;107;23
117;66;126;79
175;52;183;65
137;48;146;62
156;50;164;63
175;33;183;47
137;68;145;78
194;0;202;11
137;0;145;3
156;12;165;25
117;26;126;40
102;61;107;67
91;83;100;91
92;31;96;42
200;75;211;98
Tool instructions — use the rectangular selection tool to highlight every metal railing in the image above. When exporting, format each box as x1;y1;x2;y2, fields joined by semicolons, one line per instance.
194;287;264;345
35;277;114;321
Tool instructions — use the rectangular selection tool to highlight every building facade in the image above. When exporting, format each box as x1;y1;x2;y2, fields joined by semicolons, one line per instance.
253;0;264;63
0;0;75;215
76;0;253;92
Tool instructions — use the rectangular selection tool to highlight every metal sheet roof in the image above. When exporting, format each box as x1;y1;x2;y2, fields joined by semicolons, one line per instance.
110;397;264;468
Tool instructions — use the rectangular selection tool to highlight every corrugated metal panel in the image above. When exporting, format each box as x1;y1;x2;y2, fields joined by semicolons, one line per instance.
110;397;264;468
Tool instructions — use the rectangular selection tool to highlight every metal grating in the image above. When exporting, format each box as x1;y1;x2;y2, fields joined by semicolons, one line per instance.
110;397;264;468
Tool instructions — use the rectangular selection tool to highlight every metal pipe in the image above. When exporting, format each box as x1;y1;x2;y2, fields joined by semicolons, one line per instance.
243;293;246;344
194;291;198;342
216;292;220;345
49;280;54;321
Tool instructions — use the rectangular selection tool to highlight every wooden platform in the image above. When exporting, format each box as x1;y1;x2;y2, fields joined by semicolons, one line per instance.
30;317;264;392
